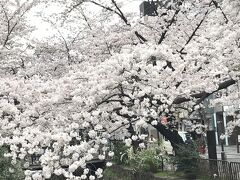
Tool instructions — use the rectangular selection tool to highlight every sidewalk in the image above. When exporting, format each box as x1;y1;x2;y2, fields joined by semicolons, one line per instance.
202;145;240;162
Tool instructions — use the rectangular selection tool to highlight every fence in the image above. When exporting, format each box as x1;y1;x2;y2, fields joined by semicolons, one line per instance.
198;159;240;180
229;162;240;180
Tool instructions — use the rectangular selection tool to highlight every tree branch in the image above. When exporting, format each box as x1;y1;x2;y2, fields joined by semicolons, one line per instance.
212;0;228;23
134;31;148;43
179;9;209;53
79;6;92;30
2;2;34;47
173;79;236;104
110;0;130;26
148;118;184;149
109;119;139;135
89;0;147;43
158;9;180;45
89;1;120;18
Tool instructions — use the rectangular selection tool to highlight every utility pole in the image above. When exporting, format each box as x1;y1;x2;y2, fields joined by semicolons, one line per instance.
207;130;217;160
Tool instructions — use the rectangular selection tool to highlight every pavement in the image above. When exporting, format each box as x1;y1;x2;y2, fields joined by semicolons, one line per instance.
202;145;240;162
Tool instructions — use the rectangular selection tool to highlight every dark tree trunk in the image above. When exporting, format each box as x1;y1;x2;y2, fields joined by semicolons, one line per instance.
151;122;184;151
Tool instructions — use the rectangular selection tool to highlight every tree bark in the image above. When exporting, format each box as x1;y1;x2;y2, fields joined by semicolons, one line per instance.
151;122;184;149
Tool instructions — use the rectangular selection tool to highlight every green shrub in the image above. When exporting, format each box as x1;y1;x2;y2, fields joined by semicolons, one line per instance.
172;142;200;179
0;147;24;180
128;147;163;173
111;141;129;165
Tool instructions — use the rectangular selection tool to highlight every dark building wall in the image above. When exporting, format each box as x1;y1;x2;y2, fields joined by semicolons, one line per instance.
227;115;240;145
139;0;180;17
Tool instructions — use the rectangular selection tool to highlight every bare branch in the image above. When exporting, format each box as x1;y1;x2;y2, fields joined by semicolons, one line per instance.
66;1;86;14
173;79;236;104
179;9;209;53
2;1;34;47
139;22;161;32
109;119;139;135
79;1;147;43
212;0;228;23
110;0;130;26
158;9;180;44
0;3;9;21
47;20;72;63
79;6;92;30
135;31;148;43
89;0;119;16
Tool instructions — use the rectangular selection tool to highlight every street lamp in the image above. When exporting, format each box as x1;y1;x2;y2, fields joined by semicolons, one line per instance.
220;133;226;160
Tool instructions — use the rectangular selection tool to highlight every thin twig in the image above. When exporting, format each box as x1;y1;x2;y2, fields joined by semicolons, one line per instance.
179;9;209;53
212;0;228;23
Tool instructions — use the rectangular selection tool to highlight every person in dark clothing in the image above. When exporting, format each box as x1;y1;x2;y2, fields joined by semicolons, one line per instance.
185;135;193;145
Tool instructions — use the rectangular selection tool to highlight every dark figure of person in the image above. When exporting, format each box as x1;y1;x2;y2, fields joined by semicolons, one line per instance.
185;135;193;145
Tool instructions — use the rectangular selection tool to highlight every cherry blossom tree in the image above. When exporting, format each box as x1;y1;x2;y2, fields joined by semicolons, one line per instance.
0;0;240;179
58;0;240;144
0;0;40;76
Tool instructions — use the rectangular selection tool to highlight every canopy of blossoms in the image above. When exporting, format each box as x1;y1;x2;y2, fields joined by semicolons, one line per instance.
0;42;239;179
0;0;240;179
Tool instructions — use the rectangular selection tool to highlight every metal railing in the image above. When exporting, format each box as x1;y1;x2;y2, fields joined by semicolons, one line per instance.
199;159;240;180
229;162;240;180
23;153;107;172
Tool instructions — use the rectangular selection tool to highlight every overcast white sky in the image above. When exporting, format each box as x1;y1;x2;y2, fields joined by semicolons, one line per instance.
28;0;143;39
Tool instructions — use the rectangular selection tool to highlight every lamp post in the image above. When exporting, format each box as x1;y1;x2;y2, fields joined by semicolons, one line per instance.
220;133;226;160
